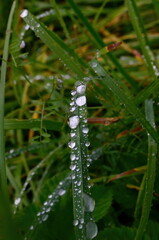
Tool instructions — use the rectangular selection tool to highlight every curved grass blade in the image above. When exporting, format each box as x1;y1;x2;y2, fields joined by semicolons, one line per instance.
20;10;86;79
126;0;159;79
135;99;157;240
89;60;159;145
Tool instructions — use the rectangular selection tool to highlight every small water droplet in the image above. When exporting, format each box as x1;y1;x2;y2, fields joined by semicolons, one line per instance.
71;154;76;161
70;164;76;171
20;9;28;18
14;197;21;206
71;90;76;96
76;84;86;94
82;127;89;134
73;219;79;226
68;141;76;149
58;189;66;196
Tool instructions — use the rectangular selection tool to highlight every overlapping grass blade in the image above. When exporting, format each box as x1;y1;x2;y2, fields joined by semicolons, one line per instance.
89;60;159;144
126;0;159;79
135;99;157;240
21;10;86;79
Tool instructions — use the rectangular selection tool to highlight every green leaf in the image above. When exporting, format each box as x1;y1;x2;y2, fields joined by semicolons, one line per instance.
92;186;113;222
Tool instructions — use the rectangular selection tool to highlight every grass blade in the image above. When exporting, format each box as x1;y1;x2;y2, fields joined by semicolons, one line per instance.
135;99;157;240
20;10;86;79
89;60;159;144
69;82;97;239
126;0;159;79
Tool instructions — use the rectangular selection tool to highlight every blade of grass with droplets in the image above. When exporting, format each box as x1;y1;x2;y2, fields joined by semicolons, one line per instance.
67;0;138;90
69;82;97;240
126;0;159;79
135;99;157;240
20;10;86;79
26;173;72;239
89;60;159;145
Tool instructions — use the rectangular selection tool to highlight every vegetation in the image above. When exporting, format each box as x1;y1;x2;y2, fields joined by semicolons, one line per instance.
0;0;159;239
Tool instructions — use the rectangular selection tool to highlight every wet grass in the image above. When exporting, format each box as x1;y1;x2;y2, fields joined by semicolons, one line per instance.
0;0;159;239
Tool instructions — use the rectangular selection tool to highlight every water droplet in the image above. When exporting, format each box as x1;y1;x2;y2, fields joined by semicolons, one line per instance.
83;193;95;212
42;214;48;222
14;197;21;206
71;90;76;96
92;62;97;68
86;142;90;147
86;222;98;239
20;9;28;18
76;96;86;106
68;141;76;149
78;224;83;229
82;127;89;134
73;219;79;226
20;40;25;48
58;189;66;196
70;106;76;112
70;164;76;171
76;84;86;94
69;115;79;129
70;132;75;138
71;154;76;161
30;225;34;230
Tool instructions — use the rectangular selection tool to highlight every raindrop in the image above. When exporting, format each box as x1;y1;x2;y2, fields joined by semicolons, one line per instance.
76;84;86;95
70;154;76;161
14;197;21;206
76;96;86;106
69;116;79;129
73;219;79;226
20;9;28;18
86;222;98;239
58;189;66;196
82;127;89;134
68;141;76;149
20;40;25;48
70;164;76;171
83;193;95;212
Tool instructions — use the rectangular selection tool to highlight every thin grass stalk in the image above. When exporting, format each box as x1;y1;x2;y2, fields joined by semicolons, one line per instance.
135;99;157;240
126;0;159;79
152;0;159;18
0;2;19;239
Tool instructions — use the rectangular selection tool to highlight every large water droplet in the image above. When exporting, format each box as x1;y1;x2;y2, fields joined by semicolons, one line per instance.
76;84;86;94
69;115;79;129
76;96;86;106
20;9;28;18
83;193;95;212
86;222;98;239
68;141;76;149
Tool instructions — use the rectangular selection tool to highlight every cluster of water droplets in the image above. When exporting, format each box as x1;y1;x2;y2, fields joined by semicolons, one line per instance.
24;174;71;239
68;80;98;239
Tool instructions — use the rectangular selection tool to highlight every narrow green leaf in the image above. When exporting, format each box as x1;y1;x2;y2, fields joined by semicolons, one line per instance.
135;99;157;240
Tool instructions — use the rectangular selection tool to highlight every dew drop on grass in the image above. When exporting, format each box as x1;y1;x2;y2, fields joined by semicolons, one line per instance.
73;219;79;226
58;189;66;196
82;127;89;134
71;154;76;161
76;96;86;106
70;132;75;138
76;84;86;94
69;116;79;129
83;193;95;212
71;90;76;96
68;141;76;149
70;164;76;171
42;214;48;222
86;222;98;239
14;197;21;206
20;9;28;18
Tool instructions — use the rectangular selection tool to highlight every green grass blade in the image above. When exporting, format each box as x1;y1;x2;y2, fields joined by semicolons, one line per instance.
135;99;157;240
89;60;159;144
4;119;62;130
68;0;138;89
126;0;159;79
50;0;70;39
152;0;159;18
69;82;97;239
21;10;85;79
